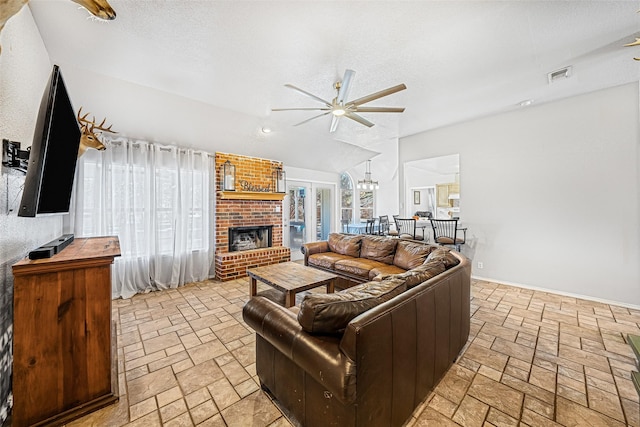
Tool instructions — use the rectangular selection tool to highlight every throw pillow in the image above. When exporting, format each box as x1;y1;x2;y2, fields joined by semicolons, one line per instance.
393;240;435;270
426;247;460;269
400;259;447;288
327;233;363;258
297;278;406;334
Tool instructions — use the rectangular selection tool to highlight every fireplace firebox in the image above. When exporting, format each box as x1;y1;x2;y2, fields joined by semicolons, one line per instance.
228;225;273;252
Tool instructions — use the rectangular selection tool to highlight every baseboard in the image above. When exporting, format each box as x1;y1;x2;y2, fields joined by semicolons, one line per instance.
471;275;640;311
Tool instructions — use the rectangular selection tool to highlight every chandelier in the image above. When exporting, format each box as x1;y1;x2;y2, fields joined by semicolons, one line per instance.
357;160;379;190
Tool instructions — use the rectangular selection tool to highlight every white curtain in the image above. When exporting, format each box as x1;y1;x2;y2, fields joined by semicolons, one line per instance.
67;136;213;299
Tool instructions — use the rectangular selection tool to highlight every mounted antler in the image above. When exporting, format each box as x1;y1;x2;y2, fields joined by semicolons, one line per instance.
77;106;117;157
71;0;116;21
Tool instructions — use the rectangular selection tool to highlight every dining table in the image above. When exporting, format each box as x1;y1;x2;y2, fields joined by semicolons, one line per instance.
346;223;367;234
346;223;379;234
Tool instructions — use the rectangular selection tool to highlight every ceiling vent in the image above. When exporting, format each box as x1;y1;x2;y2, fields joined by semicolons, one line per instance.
547;66;572;84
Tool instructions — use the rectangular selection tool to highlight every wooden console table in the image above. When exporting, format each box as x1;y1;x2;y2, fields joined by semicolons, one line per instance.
12;236;121;427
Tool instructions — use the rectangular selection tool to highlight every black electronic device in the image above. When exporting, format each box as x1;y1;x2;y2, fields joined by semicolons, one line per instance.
28;247;55;260
42;234;74;254
27;234;74;260
18;65;81;217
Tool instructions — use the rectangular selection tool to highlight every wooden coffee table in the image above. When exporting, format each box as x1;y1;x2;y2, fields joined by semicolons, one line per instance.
247;262;337;307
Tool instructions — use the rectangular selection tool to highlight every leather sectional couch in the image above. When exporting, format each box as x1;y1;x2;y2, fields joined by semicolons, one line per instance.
243;233;471;427
301;233;446;288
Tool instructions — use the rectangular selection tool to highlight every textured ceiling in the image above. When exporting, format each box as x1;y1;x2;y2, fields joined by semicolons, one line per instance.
26;0;640;172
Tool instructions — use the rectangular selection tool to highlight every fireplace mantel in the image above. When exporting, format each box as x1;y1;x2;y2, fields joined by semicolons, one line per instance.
219;191;286;201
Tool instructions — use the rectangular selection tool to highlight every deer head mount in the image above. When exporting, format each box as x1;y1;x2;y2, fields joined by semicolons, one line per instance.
77;107;116;157
0;0;116;54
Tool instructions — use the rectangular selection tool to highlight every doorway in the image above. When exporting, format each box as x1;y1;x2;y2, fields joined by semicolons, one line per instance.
404;154;460;219
284;181;335;261
287;185;308;260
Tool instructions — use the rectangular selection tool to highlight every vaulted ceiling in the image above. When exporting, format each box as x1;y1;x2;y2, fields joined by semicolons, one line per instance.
27;0;640;172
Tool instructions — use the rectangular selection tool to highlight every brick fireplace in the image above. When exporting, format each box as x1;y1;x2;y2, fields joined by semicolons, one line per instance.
214;153;290;281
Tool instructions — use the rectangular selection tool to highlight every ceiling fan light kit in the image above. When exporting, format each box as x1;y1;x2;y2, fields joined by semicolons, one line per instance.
272;69;406;132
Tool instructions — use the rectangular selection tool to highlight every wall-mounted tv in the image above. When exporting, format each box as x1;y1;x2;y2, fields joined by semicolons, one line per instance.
18;65;81;217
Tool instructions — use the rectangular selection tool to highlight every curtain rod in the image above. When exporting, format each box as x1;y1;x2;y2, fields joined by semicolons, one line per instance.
105;136;215;158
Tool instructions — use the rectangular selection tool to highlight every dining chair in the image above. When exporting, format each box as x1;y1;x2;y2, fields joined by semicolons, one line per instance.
365;218;377;235
394;218;424;241
429;218;466;251
378;215;391;236
389;215;400;237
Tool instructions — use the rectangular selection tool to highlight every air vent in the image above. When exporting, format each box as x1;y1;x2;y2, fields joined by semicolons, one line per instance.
548;66;572;84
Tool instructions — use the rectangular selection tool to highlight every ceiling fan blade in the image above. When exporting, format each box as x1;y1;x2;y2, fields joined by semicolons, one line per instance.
348;83;407;107
285;84;332;106
345;112;375;128
329;115;340;133
354;107;405;113
337;69;355;105
293;111;332;127
272;107;331;111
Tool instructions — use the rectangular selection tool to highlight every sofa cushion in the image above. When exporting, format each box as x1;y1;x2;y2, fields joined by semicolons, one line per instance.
369;264;406;280
335;258;388;279
393;240;435;270
308;252;354;270
359;235;398;264
328;233;363;257
297;278;406;334
401;260;447;288
426;247;460;269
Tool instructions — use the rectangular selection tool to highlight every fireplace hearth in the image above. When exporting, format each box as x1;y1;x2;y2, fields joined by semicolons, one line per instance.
228;225;273;252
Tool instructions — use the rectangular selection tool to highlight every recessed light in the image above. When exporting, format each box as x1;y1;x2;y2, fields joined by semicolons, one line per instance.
261;127;272;133
518;99;534;107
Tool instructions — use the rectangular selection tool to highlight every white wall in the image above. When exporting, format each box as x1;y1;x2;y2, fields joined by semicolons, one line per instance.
400;83;640;307
0;6;62;265
0;8;60;421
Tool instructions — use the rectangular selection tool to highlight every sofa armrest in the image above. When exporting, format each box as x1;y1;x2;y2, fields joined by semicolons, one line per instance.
243;296;356;403
300;241;329;265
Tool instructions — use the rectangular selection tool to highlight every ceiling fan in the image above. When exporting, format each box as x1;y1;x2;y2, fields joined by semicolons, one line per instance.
272;69;406;132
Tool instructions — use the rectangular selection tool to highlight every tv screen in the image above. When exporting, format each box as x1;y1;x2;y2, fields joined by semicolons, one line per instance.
18;65;81;217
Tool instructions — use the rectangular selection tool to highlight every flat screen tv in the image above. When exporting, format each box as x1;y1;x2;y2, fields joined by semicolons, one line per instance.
18;65;81;217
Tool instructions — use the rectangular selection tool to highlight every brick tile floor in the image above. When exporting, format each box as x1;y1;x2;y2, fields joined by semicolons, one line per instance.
66;278;640;426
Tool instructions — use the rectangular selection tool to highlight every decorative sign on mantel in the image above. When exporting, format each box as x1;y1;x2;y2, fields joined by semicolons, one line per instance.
238;180;272;192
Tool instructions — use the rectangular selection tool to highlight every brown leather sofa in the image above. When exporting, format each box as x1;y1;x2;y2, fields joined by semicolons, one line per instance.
243;236;471;427
301;233;438;289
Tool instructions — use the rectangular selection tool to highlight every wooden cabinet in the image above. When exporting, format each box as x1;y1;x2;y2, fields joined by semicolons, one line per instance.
12;237;120;427
436;182;460;207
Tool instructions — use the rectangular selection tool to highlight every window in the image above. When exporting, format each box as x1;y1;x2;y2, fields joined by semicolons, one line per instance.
359;190;374;220
70;140;212;298
340;173;353;224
